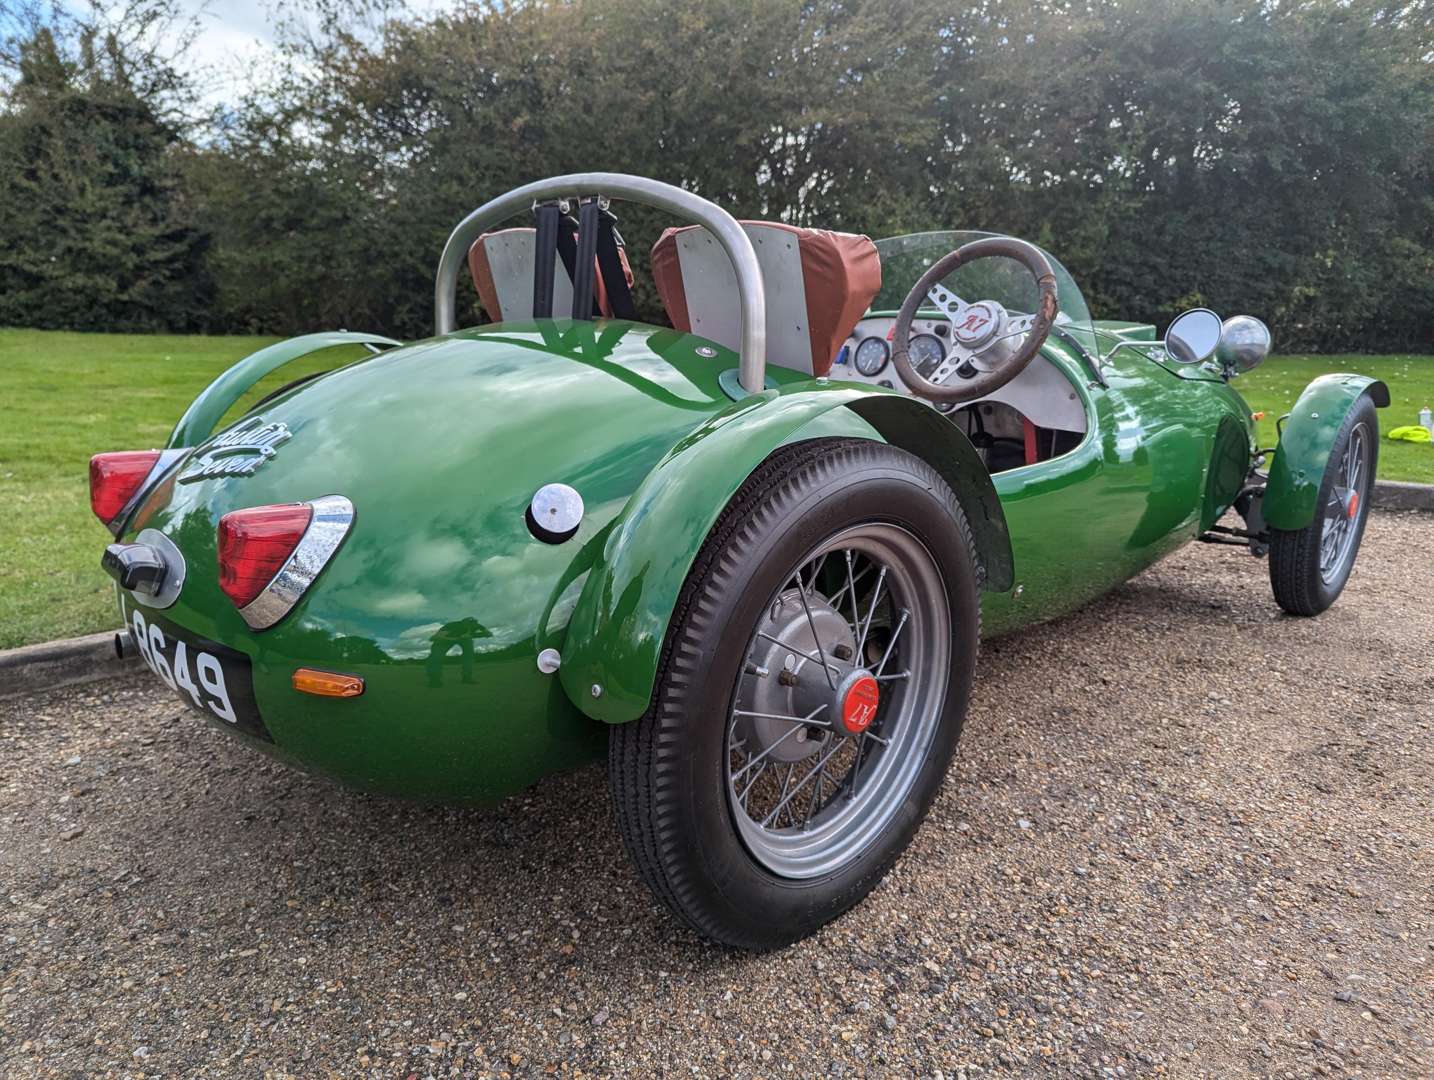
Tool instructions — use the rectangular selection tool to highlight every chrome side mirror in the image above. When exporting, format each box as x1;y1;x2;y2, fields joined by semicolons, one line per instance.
1216;315;1271;374
1165;308;1223;365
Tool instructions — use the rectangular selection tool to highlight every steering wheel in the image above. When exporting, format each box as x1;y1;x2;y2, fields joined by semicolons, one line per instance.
889;236;1060;404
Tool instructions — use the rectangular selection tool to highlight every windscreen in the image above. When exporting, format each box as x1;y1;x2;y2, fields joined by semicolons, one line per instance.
871;231;1095;351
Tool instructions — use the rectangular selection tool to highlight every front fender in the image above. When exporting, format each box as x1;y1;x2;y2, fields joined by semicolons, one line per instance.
1264;374;1389;531
168;331;402;448
558;384;1012;724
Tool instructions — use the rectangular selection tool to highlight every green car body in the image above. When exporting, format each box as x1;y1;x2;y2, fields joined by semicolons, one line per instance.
108;311;1382;803
93;173;1385;811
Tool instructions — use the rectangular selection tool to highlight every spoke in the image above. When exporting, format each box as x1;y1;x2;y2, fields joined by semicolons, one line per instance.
731;718;807;783
776;762;796;826
756;632;842;680
733;708;834;730
795;565;838;689
972;317;1034;355
846;734;867;800
803;552;831;597
856;566;888;656
728;699;831;785
926;282;968;323
873;608;909;676
1321;521;1343;572
737;760;767;808
833;552;873;629
844;551;857;622
760;738;848;827
803;756;828;830
875;670;910;682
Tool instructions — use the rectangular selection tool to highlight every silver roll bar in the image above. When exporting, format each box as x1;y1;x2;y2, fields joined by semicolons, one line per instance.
434;172;768;394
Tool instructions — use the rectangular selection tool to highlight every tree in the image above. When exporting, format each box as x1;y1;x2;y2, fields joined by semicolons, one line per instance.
0;2;209;331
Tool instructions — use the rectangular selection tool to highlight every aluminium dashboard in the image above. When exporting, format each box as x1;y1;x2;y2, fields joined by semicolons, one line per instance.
832;314;1088;433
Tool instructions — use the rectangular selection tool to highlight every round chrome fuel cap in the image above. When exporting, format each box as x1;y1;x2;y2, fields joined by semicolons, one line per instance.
526;483;584;544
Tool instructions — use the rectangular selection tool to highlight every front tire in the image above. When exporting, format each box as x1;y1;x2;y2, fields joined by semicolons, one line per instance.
1269;394;1377;616
608;438;981;949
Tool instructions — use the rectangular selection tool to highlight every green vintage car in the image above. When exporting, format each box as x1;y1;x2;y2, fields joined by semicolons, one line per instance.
91;173;1385;949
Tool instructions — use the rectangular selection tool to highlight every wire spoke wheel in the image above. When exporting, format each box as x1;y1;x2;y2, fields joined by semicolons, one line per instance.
609;438;979;949
724;523;950;879
1318;422;1368;585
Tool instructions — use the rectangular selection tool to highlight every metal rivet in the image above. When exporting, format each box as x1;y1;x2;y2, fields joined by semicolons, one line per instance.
696;345;717;358
590;683;603;698
536;648;561;675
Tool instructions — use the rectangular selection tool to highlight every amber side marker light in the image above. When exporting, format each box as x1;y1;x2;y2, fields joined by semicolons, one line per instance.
292;668;365;698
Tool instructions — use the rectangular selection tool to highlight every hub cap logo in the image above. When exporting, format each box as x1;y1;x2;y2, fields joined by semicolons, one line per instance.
840;675;881;735
178;417;292;484
953;302;1000;347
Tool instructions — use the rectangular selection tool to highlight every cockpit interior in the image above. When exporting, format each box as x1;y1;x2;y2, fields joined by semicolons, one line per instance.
467;218;1091;476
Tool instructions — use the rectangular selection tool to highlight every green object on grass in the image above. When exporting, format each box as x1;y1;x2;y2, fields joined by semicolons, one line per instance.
1387;425;1432;443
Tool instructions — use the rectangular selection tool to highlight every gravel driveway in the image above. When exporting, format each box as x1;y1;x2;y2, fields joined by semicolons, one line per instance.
2;512;1431;1079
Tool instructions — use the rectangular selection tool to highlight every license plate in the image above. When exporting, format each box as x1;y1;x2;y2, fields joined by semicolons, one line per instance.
121;598;270;742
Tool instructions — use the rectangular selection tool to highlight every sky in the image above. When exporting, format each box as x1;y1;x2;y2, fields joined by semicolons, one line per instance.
148;1;459;103
178;0;282;95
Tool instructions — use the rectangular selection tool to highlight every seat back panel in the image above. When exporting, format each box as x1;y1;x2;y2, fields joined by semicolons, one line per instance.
673;226;815;372
652;222;880;377
469;228;574;322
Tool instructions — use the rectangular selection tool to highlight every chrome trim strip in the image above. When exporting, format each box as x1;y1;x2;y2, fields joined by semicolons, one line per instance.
433;172;768;394
238;495;354;631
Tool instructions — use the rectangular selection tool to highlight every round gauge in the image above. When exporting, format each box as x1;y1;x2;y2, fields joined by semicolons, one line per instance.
853;336;890;377
908;333;946;377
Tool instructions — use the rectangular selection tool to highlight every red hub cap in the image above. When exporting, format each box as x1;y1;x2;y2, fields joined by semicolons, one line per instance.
840;674;881;735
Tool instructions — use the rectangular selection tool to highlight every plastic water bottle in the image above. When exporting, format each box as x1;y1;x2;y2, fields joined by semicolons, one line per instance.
1422;404;1433;435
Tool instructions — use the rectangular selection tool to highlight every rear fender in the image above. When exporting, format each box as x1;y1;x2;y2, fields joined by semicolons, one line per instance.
168;331;402;448
1264;374;1389;531
558;384;1013;724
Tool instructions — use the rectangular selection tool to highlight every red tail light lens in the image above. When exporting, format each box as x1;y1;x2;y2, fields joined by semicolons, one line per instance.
89;451;162;524
217;503;313;609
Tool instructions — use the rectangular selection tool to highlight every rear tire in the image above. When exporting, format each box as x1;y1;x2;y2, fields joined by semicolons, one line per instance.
1269;395;1377;616
608;438;981;950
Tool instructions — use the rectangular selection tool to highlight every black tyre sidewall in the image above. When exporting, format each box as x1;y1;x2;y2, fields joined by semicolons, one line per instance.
651;440;980;947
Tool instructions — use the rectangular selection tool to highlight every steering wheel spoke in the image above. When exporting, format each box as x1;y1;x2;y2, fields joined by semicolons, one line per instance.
997;313;1035;341
928;345;973;386
925;282;970;323
891;237;1059;405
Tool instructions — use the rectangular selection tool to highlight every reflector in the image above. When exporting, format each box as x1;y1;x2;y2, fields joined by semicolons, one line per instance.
292;668;365;698
217;503;313;609
89;451;161;524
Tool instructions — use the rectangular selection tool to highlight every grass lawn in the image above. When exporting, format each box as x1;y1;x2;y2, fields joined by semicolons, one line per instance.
1236;353;1434;485
0;329;370;650
2;330;1431;650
